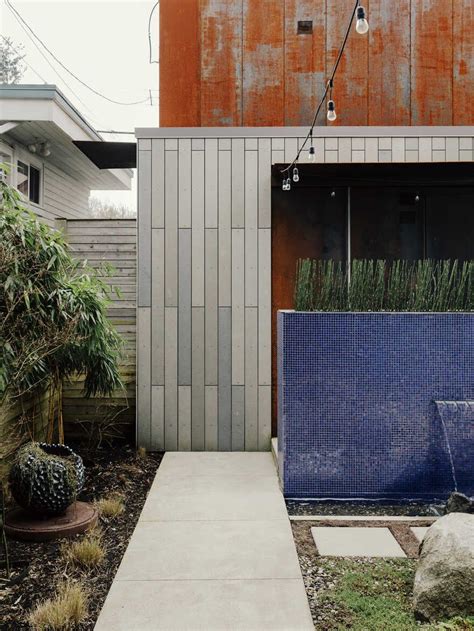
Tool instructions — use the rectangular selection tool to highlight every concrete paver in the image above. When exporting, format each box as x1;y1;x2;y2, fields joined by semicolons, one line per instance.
311;526;407;558
95;452;313;631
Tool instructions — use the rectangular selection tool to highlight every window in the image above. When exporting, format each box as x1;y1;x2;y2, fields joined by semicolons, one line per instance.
17;161;29;196
29;166;41;204
17;160;42;204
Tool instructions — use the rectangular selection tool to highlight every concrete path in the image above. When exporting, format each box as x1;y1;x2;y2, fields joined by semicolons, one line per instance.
95;452;313;631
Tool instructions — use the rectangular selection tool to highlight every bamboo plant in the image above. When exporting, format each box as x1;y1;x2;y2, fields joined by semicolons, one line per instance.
0;170;123;444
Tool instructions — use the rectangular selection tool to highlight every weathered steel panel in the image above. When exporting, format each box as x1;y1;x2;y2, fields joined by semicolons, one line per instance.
369;0;411;125
411;0;453;125
159;0;201;126
284;0;326;126
201;0;243;125
453;0;474;125
326;0;369;126
242;0;285;126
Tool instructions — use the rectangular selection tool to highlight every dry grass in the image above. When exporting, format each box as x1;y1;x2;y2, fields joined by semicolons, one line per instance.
96;494;125;519
61;529;105;569
136;446;147;460
28;581;88;630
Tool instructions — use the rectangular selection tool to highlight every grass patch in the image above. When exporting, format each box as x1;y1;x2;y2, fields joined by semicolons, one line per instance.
61;529;105;569
317;558;474;631
28;581;88;630
318;558;416;631
96;494;125;519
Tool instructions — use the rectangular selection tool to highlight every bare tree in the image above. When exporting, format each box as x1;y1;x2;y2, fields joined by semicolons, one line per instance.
89;196;135;219
0;37;26;85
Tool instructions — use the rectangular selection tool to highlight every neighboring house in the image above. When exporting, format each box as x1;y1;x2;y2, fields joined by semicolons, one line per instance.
133;1;474;453
0;84;132;224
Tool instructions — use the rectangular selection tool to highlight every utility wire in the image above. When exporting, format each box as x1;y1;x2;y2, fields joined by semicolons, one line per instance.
148;1;160;64
5;0;152;106
280;0;361;175
3;10;101;121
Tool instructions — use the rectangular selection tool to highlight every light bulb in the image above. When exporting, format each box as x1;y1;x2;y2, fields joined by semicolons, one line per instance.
331;190;336;198
286;178;291;191
293;167;299;183
282;178;287;191
356;6;369;34
308;145;316;163
327;100;337;122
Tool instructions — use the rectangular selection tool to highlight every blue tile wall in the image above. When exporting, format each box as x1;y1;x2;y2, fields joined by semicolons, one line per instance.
277;311;474;500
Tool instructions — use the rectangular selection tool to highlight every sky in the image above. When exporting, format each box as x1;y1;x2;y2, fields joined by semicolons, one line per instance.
1;0;160;211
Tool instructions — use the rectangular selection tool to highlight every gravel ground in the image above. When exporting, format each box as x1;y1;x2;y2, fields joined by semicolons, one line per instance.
0;445;162;630
286;500;444;517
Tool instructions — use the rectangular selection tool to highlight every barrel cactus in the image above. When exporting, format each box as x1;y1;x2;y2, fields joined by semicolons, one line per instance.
9;443;85;516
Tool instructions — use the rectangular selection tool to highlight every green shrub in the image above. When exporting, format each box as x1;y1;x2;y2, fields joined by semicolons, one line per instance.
294;259;474;312
0;171;123;443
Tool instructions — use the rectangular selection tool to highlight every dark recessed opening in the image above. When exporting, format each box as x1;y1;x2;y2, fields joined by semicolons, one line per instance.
297;20;313;34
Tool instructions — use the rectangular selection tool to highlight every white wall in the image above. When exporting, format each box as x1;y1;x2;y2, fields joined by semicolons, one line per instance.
136;126;474;452
1;137;91;225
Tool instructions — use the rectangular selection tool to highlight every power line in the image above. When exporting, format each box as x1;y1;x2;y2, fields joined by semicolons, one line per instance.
5;0;152;106
148;1;160;64
2;12;101;121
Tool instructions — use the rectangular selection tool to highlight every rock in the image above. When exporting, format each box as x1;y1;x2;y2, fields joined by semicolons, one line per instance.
413;513;474;621
445;492;474;514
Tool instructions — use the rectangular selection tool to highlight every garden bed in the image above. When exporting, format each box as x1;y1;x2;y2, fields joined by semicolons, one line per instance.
0;445;162;630
292;519;474;631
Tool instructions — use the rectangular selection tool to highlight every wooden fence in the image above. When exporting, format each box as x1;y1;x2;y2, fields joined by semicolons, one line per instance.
61;218;137;444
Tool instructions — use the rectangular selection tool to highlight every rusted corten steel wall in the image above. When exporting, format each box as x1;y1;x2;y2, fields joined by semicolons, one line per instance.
160;0;474;127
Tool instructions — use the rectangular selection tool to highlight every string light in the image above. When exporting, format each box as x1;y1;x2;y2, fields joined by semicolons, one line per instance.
293;167;300;183
308;130;316;162
281;0;370;190
327;101;337;121
356;5;369;34
327;79;337;122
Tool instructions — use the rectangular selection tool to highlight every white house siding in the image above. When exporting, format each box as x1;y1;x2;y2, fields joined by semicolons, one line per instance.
3;141;91;225
135;127;474;452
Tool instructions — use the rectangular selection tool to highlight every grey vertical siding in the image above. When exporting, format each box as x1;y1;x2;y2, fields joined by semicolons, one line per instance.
136;128;474;451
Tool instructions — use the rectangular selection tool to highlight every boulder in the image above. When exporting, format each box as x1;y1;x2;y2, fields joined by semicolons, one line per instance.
445;492;474;514
413;513;474;622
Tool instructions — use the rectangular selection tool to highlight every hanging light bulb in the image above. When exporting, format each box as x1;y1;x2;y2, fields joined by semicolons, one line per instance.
327;100;337;122
356;5;369;34
308;145;316;162
286;177;291;191
293;166;299;183
282;178;287;191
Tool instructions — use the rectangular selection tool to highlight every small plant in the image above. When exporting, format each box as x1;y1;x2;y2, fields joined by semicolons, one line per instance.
96;494;125;519
61;529;105;569
136;446;147;460
294;259;474;312
28;581;88;630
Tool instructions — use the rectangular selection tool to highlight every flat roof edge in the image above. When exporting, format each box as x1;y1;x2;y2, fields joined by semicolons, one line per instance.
135;126;474;139
0;84;102;141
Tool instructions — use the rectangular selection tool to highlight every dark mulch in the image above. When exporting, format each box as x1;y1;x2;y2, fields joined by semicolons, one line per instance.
0;445;162;630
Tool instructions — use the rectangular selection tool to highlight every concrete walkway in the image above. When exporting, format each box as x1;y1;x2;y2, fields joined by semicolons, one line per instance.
95;452;313;631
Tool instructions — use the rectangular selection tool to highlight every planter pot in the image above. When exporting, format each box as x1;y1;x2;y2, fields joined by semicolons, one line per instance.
9;443;85;516
277;311;474;501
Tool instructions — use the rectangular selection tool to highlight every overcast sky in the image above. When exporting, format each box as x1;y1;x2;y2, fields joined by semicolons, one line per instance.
2;0;160;210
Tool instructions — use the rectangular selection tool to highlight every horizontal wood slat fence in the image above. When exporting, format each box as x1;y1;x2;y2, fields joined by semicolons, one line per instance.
61;218;137;444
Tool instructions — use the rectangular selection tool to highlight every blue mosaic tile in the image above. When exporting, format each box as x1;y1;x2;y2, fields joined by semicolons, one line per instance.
277;311;474;500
